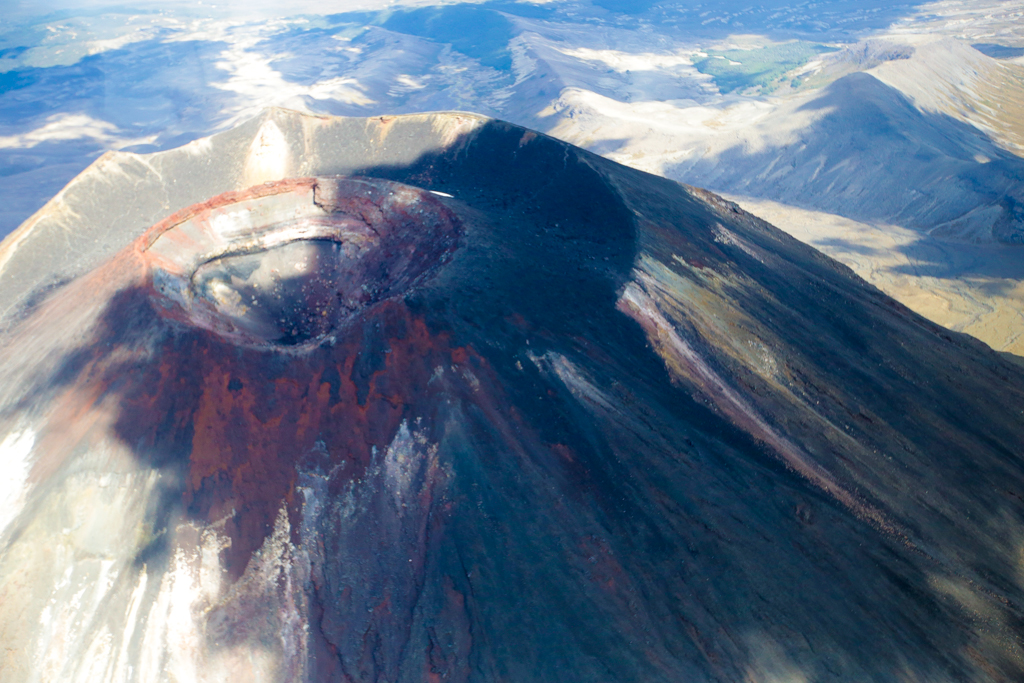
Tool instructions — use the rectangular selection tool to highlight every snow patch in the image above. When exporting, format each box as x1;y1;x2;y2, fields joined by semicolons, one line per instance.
556;46;693;72
0;427;35;539
0;114;157;150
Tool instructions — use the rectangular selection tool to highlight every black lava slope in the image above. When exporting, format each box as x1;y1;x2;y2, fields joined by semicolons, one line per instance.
1;109;1023;682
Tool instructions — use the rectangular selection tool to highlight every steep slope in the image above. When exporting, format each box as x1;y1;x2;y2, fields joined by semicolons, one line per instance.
861;37;1024;157
1;109;1024;682
721;194;1024;357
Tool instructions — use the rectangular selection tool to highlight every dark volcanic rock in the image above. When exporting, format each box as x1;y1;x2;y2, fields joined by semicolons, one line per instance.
1;109;1024;682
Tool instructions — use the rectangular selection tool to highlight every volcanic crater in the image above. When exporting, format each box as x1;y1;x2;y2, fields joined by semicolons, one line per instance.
145;176;462;349
2;110;1024;683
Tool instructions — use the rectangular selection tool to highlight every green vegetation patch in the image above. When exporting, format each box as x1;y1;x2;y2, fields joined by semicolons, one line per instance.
693;42;839;94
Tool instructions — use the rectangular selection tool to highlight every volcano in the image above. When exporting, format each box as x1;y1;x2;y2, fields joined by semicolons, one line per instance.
2;109;1024;682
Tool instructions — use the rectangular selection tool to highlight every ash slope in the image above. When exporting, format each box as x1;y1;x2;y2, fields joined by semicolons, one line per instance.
2;109;1024;682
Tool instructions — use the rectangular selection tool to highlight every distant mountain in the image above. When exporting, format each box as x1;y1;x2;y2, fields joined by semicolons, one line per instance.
680;70;1024;243
2;109;1024;682
667;37;1024;245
